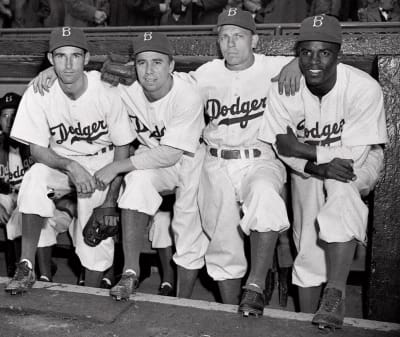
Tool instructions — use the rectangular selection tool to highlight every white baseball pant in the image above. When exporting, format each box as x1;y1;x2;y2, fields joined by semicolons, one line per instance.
17;150;115;272
149;210;173;249
118;144;208;270
198;145;290;281
292;146;384;287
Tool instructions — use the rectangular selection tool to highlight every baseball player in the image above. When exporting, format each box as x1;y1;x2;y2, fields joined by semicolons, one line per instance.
0;92;75;283
5;26;134;295
93;32;208;300
259;15;387;329
171;8;300;316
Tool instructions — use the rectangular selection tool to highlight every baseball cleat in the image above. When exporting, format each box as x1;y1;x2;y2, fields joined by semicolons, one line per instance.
5;261;36;295
238;288;265;318
158;282;174;297
312;287;345;330
110;272;138;301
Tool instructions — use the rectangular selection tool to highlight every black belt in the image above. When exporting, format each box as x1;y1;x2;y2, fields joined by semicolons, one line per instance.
209;148;261;160
88;145;114;156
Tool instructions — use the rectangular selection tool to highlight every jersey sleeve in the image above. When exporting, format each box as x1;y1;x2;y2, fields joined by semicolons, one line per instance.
160;84;205;154
104;85;135;146
259;83;308;175
316;144;369;165
341;80;388;146
10;87;51;148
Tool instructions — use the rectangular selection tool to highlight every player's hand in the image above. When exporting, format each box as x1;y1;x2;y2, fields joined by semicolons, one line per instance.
317;158;356;183
271;57;301;96
94;162;119;190
276;126;299;157
66;161;97;196
30;67;57;96
0;204;10;225
94;10;107;24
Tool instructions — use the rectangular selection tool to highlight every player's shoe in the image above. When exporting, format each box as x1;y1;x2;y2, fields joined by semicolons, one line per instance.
110;272;138;301
100;277;113;289
312;287;345;330
158;282;174;297
238;288;265;318
5;261;36;295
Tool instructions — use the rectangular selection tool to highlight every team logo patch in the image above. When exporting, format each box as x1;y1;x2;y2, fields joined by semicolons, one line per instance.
206;96;267;128
50;120;108;145
62;27;71;37
228;8;238;16
129;115;165;142
297;118;345;146
313;16;324;28
143;32;152;41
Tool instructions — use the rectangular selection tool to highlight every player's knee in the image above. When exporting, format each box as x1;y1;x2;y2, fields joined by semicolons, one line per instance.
22;163;49;187
124;169;155;190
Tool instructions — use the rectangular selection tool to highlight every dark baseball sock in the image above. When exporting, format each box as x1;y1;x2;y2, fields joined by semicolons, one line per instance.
326;240;357;298
20;213;45;270
157;246;175;286
121;209;150;277
245;230;279;291
176;266;198;298
218;278;242;304
37;246;53;280
85;268;103;288
298;285;322;313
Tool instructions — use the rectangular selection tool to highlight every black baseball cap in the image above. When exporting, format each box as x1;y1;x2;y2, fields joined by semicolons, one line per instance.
133;32;173;57
49;26;89;52
0;92;21;112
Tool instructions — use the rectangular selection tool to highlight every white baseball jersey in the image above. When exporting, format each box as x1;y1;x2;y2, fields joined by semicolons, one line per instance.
118;74;204;154
11;71;134;156
190;53;293;148
260;63;388;167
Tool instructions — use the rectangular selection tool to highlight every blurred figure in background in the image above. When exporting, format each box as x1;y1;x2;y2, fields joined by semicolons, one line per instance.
11;0;50;27
0;0;12;28
358;0;400;21
43;0;65;27
308;0;342;19
165;0;193;25
253;0;309;23
64;0;109;27
192;0;227;24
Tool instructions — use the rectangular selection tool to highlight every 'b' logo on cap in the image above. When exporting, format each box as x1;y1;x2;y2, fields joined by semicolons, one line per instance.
143;32;152;41
313;15;324;28
62;27;71;37
5;95;12;103
228;8;237;16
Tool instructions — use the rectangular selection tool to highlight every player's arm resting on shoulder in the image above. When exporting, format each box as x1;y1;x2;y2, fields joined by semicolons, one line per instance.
30;66;57;95
271;57;301;96
30;144;97;195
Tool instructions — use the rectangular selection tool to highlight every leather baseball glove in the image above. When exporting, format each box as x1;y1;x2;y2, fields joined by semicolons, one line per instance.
100;53;136;86
83;206;120;247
